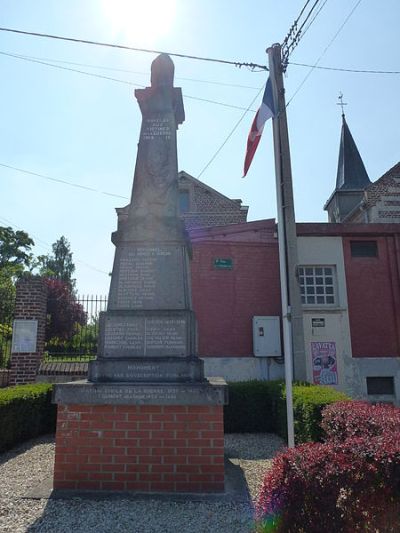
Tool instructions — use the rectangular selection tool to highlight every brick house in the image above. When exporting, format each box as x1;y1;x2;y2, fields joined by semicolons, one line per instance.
340;162;400;223
186;218;400;405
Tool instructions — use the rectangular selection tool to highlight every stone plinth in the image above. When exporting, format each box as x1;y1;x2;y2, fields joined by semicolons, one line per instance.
53;379;227;493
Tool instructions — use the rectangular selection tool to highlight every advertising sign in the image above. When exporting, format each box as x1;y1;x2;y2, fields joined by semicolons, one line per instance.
311;341;338;385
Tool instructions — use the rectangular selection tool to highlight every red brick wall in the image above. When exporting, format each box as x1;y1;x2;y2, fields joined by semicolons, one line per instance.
54;404;224;493
9;277;47;385
191;241;281;356
343;236;400;357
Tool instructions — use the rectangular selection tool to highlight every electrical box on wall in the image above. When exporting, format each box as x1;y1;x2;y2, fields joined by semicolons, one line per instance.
253;316;281;357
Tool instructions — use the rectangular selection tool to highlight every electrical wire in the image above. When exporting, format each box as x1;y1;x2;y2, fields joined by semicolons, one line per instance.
0;27;268;71
0;163;129;200
288;61;400;75
0;215;109;275
282;0;312;50
286;0;364;106
282;0;322;63
0;50;261;90
297;0;329;43
0;51;257;113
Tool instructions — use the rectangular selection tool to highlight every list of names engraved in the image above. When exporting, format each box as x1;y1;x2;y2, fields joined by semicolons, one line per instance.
145;318;186;354
113;246;182;309
104;318;144;354
103;315;188;357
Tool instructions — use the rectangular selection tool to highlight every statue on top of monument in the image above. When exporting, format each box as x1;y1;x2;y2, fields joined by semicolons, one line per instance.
151;53;174;88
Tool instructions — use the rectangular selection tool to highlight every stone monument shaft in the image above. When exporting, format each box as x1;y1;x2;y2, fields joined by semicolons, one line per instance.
88;54;203;383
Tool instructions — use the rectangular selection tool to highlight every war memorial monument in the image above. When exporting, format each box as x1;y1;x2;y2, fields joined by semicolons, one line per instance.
53;54;228;494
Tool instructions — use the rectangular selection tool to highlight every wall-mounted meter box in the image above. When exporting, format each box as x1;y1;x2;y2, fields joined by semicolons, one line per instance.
253;316;281;357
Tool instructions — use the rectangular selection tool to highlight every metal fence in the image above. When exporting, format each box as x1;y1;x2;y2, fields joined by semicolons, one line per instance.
0;295;14;368
43;295;108;362
0;291;108;368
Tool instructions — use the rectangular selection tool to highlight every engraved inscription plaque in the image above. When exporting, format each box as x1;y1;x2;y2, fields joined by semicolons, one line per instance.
12;319;38;353
55;379;228;406
109;246;185;310
103;315;188;357
143;117;172;141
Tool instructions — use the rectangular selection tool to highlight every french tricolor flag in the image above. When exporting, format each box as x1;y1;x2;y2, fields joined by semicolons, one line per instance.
243;77;276;177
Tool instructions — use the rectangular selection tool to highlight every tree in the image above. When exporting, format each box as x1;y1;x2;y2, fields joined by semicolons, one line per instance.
0;226;34;273
0;226;35;322
45;279;86;341
38;236;76;290
0;270;16;323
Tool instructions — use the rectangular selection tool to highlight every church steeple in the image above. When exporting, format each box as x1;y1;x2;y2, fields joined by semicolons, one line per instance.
324;96;371;222
335;113;371;190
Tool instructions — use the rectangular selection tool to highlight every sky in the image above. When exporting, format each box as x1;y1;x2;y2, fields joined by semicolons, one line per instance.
0;0;399;295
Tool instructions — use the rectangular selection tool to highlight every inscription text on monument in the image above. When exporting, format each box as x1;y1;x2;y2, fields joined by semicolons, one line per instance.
103;315;187;357
110;246;185;309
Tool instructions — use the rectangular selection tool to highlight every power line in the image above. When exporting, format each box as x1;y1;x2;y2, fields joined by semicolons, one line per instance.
282;0;312;50
0;26;268;71
287;0;364;106
0;50;257;113
197;86;264;179
282;0;324;65
298;0;329;42
0;215;109;275
0;163;129;200
0;50;143;87
288;61;400;75
0;50;261;89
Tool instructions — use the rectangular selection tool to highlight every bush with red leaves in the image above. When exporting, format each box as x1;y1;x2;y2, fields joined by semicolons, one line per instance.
321;400;400;443
44;278;86;341
256;402;400;532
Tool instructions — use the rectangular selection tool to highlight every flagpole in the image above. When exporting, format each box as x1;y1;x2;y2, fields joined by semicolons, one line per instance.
267;43;299;448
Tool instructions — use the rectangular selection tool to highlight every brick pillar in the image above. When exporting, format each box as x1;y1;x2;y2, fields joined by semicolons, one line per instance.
9;277;47;386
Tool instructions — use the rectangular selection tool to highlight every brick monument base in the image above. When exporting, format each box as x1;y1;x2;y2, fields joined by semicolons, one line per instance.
53;380;227;493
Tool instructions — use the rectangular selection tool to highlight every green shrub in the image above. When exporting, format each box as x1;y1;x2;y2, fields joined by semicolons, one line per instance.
224;380;350;442
0;323;12;368
224;380;283;433
277;384;350;443
0;383;56;452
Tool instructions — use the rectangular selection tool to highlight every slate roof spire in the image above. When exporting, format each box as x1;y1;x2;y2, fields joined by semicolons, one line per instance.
335;112;371;190
324;98;372;222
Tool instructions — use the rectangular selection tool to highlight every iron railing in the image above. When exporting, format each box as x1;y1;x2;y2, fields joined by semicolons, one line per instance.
43;294;108;362
0;295;14;368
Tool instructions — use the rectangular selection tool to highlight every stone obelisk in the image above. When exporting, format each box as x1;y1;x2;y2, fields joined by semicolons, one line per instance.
53;55;227;494
88;53;203;383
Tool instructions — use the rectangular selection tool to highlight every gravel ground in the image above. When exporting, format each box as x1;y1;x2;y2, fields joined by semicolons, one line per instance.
0;433;284;533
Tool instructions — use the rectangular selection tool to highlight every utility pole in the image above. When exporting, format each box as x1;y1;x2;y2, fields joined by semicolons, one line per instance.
268;43;306;447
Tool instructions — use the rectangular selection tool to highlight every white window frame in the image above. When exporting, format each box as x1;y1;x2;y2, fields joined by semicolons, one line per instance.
298;265;338;307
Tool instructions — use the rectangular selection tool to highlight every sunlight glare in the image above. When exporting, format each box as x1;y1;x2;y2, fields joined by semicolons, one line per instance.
102;0;177;44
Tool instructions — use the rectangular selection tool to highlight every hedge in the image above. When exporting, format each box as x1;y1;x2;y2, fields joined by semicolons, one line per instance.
0;383;56;452
224;380;283;433
224;380;350;443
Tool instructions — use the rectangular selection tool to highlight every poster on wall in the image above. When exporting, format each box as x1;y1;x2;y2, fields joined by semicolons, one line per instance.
311;341;338;385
